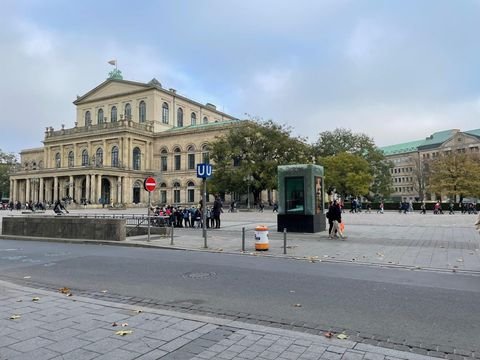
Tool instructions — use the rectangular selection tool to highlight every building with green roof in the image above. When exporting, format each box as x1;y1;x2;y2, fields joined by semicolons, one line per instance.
10;74;243;207
380;129;480;202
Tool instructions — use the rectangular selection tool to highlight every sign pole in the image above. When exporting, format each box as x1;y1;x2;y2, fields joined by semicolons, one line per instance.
147;191;151;242
202;178;207;248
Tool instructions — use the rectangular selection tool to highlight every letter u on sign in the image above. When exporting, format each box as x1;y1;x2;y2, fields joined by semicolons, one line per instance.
196;163;212;179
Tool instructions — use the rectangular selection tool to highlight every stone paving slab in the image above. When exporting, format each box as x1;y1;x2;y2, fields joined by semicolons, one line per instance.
2;210;480;273
0;279;450;360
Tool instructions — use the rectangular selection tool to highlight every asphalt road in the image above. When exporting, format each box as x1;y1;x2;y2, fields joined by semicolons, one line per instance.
0;239;479;352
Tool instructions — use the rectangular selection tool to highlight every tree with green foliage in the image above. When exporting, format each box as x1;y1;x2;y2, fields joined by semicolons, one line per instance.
313;128;392;199
426;153;480;200
208;120;311;202
0;150;18;199
321;152;373;198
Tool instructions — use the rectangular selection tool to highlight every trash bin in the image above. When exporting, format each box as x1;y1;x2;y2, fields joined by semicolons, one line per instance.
255;225;269;251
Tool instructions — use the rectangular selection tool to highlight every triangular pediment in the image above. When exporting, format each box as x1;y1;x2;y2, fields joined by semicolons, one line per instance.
74;79;150;104
443;132;479;148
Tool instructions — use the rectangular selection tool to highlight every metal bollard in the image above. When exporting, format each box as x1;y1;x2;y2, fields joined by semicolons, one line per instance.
242;227;246;252
170;223;174;245
283;228;287;254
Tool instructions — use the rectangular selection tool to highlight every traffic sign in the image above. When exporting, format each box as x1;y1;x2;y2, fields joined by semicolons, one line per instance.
196;163;212;179
144;177;157;192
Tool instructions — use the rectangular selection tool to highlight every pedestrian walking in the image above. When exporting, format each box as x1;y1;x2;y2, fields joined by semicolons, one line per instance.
326;200;346;239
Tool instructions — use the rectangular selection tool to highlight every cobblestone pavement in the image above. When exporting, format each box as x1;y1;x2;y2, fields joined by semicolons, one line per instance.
0;280;449;360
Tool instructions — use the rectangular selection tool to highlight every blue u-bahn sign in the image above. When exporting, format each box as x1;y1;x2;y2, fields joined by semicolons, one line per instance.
196;163;213;179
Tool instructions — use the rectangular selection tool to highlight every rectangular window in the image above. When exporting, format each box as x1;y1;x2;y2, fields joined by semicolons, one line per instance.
161;190;167;204
285;177;304;215
188;189;195;203
188;154;195;170
161;156;168;172
174;155;181;170
174;189;180;203
202;152;209;164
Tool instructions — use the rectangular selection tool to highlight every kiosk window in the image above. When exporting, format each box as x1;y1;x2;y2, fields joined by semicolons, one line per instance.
285;177;304;214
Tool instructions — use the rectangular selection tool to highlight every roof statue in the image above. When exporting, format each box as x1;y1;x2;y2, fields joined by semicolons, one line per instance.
107;68;123;80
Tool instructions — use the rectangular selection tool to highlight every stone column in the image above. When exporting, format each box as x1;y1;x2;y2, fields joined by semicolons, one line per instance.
25;178;30;203
117;176;122;204
96;175;102;204
69;175;74;199
86;175;91;202
53;177;58;202
90;174;95;203
39;178;44;202
123;177;129;204
13;180;18;202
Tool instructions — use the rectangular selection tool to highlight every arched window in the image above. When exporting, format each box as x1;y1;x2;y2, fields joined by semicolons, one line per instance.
68;151;74;167
174;147;181;170
139;101;146;123
203;116;208;124
187;145;195;170
187;181;195;203
111;106;117;122
173;181;181;204
202;144;209;164
133;181;141;204
96;148;103;167
85;111;91;125
98;109;104;124
177;108;183;127
160;149;168;172
162;102;169;124
38;160;43;169
133;147;141;170
191;112;197;126
82;150;89;166
111;146;119;167
55;153;61;168
125;103;132;120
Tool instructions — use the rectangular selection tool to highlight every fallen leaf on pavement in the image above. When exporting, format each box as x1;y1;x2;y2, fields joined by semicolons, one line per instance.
115;330;133;336
324;332;334;338
9;315;21;320
59;287;70;294
457;258;464;262
121;322;128;327
133;310;143;314
216;248;223;252
66;293;73;297
112;322;118;327
337;333;348;340
376;252;384;257
16;299;22;302
101;290;108;293
323;255;329;258
32;297;40;302
292;303;302;307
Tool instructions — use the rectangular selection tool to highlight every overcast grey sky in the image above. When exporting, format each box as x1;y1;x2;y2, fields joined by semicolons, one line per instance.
2;0;480;155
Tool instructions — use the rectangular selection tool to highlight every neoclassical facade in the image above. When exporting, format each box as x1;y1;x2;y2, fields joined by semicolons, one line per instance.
381;128;480;202
10;75;239;207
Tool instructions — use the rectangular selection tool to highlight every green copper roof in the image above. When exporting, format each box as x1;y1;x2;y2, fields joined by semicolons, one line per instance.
465;129;480;137
380;129;467;156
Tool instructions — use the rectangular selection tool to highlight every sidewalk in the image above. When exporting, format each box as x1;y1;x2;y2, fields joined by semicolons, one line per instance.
0;279;444;360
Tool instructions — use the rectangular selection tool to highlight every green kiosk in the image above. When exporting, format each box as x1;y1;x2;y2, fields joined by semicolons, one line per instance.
277;164;326;233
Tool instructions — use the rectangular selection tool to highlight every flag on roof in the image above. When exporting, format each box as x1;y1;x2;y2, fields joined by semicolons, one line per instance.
108;59;116;66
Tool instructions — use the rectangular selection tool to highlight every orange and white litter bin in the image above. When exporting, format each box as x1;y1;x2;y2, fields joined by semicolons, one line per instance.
255;225;269;251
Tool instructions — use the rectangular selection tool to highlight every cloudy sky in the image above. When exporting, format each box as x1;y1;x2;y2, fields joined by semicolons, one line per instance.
2;0;480;155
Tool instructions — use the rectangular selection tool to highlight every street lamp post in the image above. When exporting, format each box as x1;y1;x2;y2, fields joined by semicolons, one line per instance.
244;175;253;209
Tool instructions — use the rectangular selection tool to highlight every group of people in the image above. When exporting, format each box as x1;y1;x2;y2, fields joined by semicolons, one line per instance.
150;196;224;229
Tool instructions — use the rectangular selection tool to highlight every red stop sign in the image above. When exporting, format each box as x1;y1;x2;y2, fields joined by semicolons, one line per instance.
144;177;156;192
